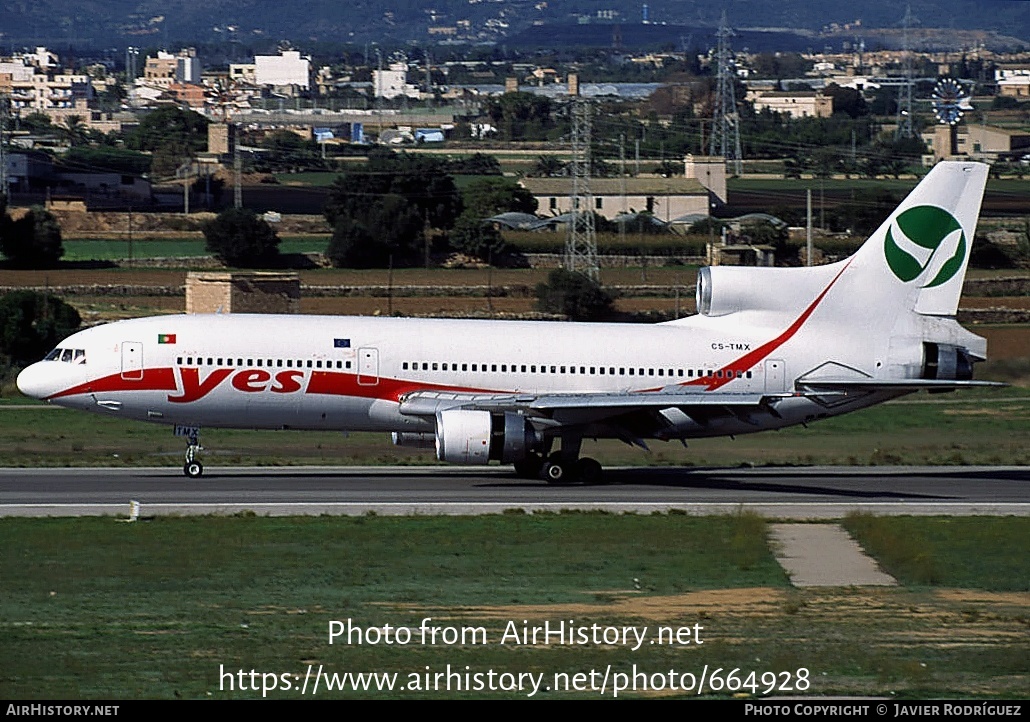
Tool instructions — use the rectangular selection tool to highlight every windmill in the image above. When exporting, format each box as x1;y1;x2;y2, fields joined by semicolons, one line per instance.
932;78;972;157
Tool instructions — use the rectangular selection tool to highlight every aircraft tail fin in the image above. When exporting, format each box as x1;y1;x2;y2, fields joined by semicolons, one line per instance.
847;160;988;318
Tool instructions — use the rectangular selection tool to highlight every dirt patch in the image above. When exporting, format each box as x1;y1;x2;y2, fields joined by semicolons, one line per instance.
387;588;788;622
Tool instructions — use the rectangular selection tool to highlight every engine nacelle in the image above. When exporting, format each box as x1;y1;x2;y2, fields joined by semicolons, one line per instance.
922;342;974;380
695;264;840;317
434;409;536;464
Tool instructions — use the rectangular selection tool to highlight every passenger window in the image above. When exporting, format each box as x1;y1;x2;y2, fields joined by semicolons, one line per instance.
317;361;323;369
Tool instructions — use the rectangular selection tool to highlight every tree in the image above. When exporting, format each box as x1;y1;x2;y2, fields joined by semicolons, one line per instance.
823;84;868;119
126;106;209;178
324;157;462;232
483;92;556;141
449;215;505;260
0;205;64;268
0;290;81;366
738;220;795;263
326;195;424;268
202;208;281;268
535;269;617;321
461;177;537;218
530;155;566;178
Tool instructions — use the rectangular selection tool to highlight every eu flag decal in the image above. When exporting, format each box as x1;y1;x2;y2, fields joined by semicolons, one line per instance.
334;338;351;348
158;334;176;344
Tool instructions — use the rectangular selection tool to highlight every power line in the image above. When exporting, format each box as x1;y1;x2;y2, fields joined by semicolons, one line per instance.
710;11;743;175
565;98;599;282
895;4;918;140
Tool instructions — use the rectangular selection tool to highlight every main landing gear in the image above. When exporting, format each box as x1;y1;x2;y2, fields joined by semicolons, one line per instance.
513;434;605;485
179;426;203;478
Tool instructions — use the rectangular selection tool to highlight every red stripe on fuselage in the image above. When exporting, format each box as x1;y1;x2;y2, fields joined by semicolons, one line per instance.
47;367;178;400
685;260;853;391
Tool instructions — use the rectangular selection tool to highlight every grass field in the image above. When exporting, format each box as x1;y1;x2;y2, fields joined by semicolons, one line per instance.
0;514;1025;699
60;236;330;261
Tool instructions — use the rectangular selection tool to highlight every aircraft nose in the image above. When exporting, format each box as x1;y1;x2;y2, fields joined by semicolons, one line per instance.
17;362;54;400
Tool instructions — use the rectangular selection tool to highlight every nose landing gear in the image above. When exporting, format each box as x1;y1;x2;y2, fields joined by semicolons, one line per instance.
176;425;204;478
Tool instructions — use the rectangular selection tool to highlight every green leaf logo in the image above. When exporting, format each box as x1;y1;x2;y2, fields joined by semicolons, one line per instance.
884;205;966;288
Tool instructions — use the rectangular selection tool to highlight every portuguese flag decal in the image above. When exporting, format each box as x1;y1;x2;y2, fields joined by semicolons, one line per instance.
158;334;176;344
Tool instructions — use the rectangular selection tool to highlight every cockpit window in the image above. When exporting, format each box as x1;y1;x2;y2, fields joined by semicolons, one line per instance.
43;347;86;364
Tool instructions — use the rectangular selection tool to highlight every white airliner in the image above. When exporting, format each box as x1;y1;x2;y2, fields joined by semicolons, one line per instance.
17;161;999;482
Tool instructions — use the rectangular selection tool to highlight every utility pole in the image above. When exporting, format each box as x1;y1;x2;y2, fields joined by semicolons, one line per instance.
565;99;599;282
619;133;626;252
233;123;242;209
806;188;812;267
0;94;8;201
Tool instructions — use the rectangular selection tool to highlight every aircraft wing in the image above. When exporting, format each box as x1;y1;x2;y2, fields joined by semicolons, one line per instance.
397;388;786;440
399;388;772;416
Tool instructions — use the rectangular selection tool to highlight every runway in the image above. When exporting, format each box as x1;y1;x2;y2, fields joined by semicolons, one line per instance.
1;465;1027;518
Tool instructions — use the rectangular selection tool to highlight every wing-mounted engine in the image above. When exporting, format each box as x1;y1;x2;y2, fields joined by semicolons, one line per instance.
434;409;538;464
693;264;843;318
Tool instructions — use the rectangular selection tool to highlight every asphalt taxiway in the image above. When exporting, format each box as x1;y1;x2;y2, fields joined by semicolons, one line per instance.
0;465;1027;518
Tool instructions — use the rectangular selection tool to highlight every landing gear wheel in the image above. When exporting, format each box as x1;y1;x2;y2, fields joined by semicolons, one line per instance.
576;457;604;485
543;461;572;485
513;455;544;479
180;426;203;479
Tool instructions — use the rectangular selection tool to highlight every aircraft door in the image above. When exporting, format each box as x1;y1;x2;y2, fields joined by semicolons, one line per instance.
121;342;144;381
764;358;786;393
357;347;379;386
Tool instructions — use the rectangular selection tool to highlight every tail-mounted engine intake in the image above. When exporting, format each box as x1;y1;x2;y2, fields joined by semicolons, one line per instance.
922;343;974;380
434;409;537;465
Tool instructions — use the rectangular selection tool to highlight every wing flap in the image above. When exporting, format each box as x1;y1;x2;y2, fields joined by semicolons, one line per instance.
797;378;1005;392
398;388;774;418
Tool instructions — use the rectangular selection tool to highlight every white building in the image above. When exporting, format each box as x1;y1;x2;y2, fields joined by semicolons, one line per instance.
373;62;420;99
254;50;310;90
0;49;93;112
996;65;1030;98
